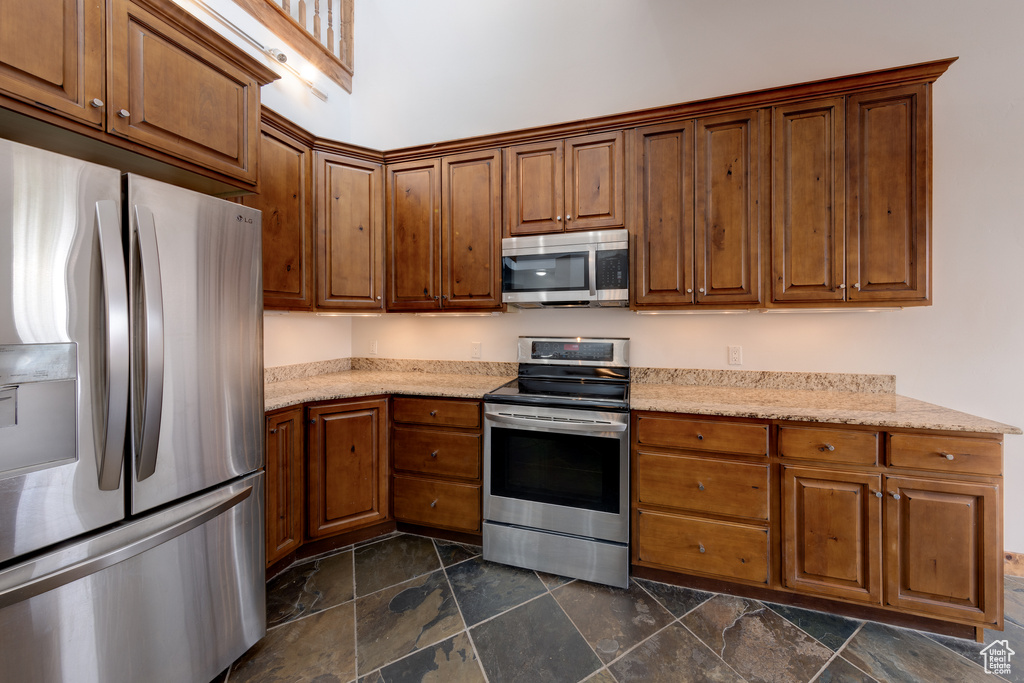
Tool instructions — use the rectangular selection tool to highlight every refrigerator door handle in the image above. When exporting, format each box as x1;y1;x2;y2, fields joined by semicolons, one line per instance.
0;482;253;609
95;200;129;491
133;205;164;481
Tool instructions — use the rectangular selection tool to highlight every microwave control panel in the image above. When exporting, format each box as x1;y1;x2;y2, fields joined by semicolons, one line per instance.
596;250;628;290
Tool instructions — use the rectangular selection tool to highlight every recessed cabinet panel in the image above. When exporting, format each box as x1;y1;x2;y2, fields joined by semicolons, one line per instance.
0;0;105;127
782;467;882;604
443;150;502;309
506;140;564;235
772;98;845;303
847;84;929;302
635;450;768;520
695;109;762;304
318;152;384;309
387;159;442;309
265;407;304;567
632;121;695;306
565;131;625;231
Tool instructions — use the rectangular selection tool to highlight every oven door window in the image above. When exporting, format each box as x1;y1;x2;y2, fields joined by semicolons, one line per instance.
489;427;619;513
502;252;589;292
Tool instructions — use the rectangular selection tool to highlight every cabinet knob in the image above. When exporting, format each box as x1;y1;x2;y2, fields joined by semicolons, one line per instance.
117;109;130;118
430;410;437;417
269;428;278;434
90;98;104;108
873;490;883;498
566;215;572;221
430;499;438;508
698;543;706;554
853;283;860;290
309;418;316;424
819;443;835;452
697;482;705;491
838;283;846;289
376;295;381;300
430;450;438;458
556;215;562;221
890;492;901;500
941;452;955;461
698;287;705;293
696;433;703;441
434;295;439;301
442;295;447;300
686;288;693;294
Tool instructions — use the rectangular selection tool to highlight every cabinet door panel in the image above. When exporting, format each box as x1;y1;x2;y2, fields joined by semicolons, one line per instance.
307;399;389;538
847;85;929;302
635;450;768;520
772;98;845;303
317;152;384;309
565;131;625;231
0;0;105;127
393;475;481;533
695;109;762;304
387;159;442;310
635;415;768;457
506;140;563;235
442;150;502;309
782;467;881;604
241;124;314;310
266;407;304;566
884;477;1000;625
777;425;879;465
632;121;695;306
109;0;260;182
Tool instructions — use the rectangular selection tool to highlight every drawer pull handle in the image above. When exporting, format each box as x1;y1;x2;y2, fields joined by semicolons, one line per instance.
873;490;883;498
698;543;706;554
430;450;438;458
696;434;704;441
697;482;705;491
430;410;437;417
941;452;955;461
430;499;438;508
819;443;835;452
890;492;901;500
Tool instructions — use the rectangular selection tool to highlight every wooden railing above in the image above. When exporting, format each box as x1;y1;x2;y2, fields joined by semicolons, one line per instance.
233;0;353;92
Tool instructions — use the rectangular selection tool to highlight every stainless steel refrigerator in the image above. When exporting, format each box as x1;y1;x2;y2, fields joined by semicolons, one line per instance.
0;139;265;682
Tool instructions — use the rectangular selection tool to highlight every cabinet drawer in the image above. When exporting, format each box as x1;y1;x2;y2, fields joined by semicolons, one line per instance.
635;415;768;457
393;397;480;429
635;450;768;520
393;426;481;480
635;510;769;584
778;426;879;465
888;434;1002;476
393;475;481;533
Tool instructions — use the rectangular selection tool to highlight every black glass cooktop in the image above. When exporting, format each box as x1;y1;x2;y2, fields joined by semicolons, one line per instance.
485;365;630;411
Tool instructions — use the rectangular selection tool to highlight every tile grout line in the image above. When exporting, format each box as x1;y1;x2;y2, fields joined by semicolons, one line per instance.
677;620;751;683
434;539;491;683
541;579;612;678
351;546;360;682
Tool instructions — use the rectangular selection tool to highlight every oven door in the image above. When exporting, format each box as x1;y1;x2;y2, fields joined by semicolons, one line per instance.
483;403;629;544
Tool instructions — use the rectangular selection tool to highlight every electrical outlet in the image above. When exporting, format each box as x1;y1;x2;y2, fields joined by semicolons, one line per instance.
471;342;482;359
728;345;742;365
369;339;378;356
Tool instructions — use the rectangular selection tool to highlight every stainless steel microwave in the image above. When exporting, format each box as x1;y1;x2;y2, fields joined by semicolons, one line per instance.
501;229;629;308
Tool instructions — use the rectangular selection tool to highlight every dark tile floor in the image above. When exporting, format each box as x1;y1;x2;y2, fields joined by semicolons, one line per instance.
221;532;1024;683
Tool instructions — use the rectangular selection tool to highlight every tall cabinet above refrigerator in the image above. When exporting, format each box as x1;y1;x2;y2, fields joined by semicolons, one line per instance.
0;139;265;683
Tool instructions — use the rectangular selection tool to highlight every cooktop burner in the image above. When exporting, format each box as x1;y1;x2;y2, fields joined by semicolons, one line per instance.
484;337;630;411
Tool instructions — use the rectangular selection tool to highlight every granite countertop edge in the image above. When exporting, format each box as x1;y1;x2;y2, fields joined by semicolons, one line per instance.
264;369;1021;435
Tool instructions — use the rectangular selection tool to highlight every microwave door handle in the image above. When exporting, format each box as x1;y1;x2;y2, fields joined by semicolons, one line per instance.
133;205;164;482
95;200;129;491
589;250;597;296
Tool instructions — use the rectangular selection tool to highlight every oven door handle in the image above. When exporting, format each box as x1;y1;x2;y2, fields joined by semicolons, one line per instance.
485;412;628;433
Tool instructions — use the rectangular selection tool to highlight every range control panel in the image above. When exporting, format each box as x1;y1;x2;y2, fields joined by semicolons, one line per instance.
519;337;629;367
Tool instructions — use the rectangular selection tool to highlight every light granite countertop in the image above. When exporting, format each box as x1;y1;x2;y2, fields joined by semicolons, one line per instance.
264;359;1020;435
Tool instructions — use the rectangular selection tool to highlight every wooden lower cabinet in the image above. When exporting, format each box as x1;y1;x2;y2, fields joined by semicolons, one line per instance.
634;411;1005;633
306;397;390;539
391;397;482;534
265;406;305;567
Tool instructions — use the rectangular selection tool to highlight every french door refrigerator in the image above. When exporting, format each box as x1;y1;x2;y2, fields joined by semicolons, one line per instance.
0;139;265;682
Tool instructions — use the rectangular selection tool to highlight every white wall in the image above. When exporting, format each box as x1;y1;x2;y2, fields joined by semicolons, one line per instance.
264;313;352;367
261;0;1024;552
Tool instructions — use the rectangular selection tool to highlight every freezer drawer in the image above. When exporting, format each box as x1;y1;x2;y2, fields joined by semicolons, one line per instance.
0;472;265;683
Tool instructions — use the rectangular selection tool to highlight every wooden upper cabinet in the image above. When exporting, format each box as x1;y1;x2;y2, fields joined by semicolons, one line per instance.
306;398;390;539
505;132;624;236
108;0;265;183
442;149;503;309
632;120;696;306
0;0;105;127
565;130;626;231
695;109;764;305
847;84;930;303
505;139;563;236
772;98;846;303
317;151;385;310
387;159;442;310
240;117;314;310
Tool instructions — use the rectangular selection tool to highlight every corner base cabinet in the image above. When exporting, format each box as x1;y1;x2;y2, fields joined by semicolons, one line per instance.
306;397;390;539
632;411;1005;634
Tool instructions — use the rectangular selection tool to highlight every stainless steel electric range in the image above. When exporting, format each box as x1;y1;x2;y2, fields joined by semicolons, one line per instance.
482;336;630;588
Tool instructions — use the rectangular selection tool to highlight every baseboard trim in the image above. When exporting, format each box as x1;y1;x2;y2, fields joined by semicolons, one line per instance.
1006;551;1024;577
